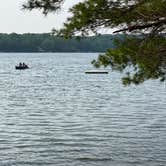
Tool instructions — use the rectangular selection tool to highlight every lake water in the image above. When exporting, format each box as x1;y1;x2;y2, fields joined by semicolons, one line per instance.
0;53;166;166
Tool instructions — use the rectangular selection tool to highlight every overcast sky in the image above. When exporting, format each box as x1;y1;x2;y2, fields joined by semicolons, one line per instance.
0;0;80;34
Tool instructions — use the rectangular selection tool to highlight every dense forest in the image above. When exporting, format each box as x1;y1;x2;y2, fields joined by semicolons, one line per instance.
0;33;122;52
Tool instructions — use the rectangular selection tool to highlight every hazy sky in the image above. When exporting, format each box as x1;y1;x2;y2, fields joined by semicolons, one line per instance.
0;0;80;34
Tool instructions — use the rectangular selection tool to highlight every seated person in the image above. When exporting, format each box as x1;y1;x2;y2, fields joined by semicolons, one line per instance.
23;62;28;68
19;62;22;67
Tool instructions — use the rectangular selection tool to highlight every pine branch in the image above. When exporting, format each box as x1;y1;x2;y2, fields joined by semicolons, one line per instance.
113;19;166;33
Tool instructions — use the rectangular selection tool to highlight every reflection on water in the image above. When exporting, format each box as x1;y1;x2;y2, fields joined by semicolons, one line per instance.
0;53;166;166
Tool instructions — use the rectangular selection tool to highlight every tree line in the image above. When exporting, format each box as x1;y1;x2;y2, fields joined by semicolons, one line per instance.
0;33;122;52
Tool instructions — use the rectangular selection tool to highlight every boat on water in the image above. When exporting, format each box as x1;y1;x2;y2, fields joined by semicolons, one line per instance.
15;63;29;70
15;66;29;70
85;70;108;74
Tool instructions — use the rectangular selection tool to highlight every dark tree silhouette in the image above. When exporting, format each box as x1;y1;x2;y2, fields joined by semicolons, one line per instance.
24;0;166;85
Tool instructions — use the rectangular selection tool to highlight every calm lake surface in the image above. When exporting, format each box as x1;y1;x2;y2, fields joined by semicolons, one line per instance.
0;53;166;166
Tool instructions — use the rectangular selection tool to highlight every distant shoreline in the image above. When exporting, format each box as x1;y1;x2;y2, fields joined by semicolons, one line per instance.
0;33;123;52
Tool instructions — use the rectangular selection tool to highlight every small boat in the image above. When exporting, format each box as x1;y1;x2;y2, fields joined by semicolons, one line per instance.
15;65;29;70
85;70;108;74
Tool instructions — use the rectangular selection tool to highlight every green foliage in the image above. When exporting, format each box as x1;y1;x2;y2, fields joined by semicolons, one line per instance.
24;0;166;85
0;33;117;52
92;35;166;85
23;0;64;15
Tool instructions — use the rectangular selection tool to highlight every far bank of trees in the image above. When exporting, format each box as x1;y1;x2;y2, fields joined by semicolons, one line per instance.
0;33;122;52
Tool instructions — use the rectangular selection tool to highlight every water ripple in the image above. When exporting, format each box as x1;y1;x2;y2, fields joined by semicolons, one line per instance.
0;53;165;166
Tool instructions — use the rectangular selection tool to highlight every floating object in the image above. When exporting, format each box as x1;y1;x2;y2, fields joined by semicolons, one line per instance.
85;70;108;74
15;65;29;70
15;62;29;70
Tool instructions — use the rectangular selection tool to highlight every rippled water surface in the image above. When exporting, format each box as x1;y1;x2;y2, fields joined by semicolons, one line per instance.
0;53;166;166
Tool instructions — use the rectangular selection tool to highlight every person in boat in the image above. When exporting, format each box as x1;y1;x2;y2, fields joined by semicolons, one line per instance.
19;62;22;67
23;62;28;68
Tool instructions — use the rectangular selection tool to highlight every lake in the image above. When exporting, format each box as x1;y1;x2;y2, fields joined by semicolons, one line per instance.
0;53;166;166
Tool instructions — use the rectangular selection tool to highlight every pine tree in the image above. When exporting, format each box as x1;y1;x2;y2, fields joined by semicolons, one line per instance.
24;0;166;85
